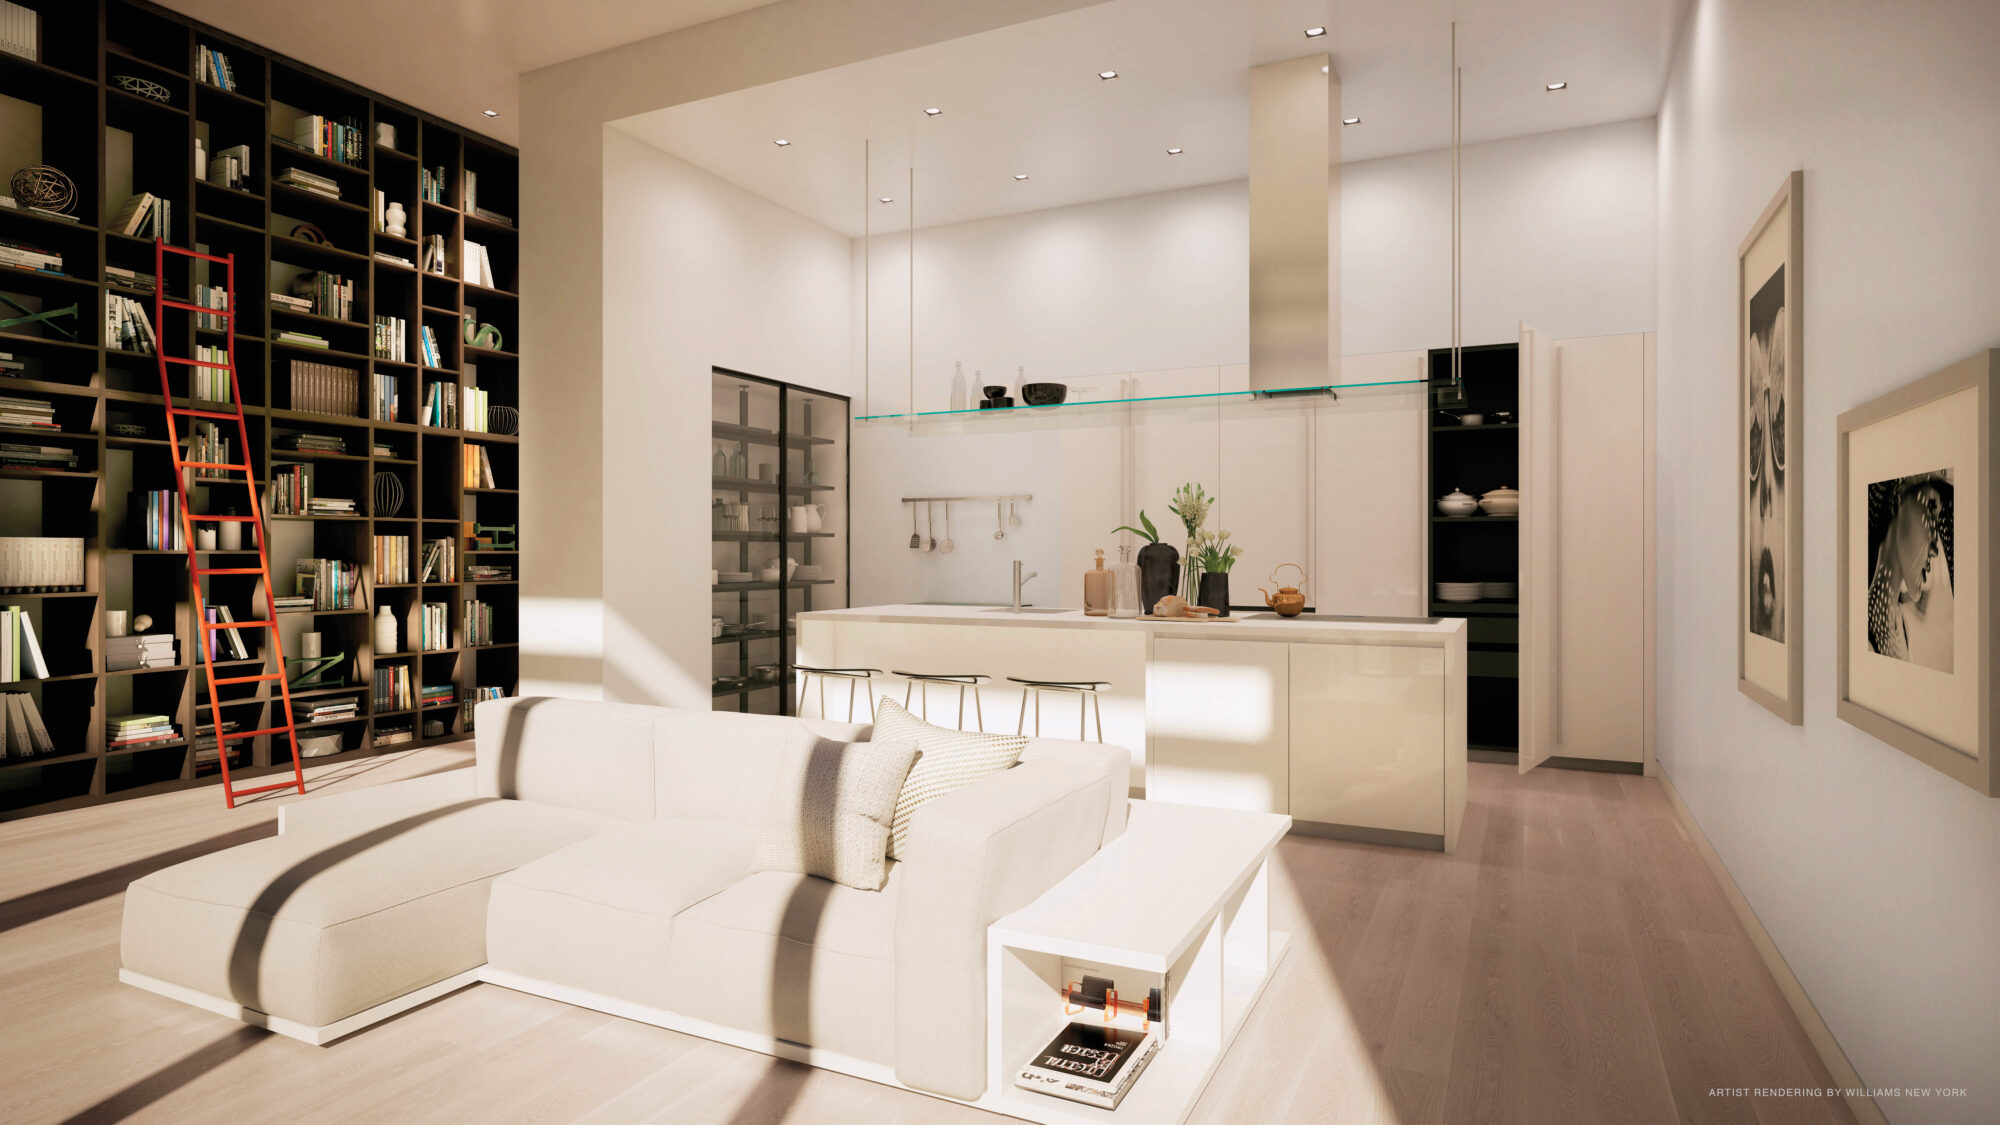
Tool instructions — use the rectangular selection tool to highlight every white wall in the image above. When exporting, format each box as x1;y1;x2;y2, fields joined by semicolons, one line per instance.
851;118;1657;615
596;127;851;707
1654;1;2000;1121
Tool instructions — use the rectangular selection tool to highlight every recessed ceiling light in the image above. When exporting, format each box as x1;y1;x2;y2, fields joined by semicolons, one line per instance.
1342;117;1360;126
923;107;942;116
481;109;499;117
1545;81;1567;91
773;138;790;146
1013;173;1030;181
1322;64;1329;74
1304;26;1326;37
1166;147;1184;155
1098;70;1118;80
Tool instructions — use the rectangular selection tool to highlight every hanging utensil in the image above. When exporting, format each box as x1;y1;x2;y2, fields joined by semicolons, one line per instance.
994;501;1007;540
939;504;955;554
1008;500;1021;528
910;504;921;549
923;502;936;553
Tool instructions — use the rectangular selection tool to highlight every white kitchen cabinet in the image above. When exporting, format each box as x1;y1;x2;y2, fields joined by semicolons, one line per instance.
1520;328;1655;772
1148;637;1290;813
1288;643;1447;840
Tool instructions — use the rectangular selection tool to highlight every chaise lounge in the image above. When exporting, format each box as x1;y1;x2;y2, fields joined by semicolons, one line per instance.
120;696;1128;1102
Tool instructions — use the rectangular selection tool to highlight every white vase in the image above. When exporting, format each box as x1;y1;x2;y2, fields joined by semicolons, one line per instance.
219;521;242;550
374;606;398;655
384;202;407;238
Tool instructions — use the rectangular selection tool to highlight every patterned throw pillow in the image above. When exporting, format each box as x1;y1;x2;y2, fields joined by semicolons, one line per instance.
751;727;920;891
874;697;1029;860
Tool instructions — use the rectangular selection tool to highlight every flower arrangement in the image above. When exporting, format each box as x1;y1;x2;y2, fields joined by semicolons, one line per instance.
1168;483;1216;598
1191;527;1242;574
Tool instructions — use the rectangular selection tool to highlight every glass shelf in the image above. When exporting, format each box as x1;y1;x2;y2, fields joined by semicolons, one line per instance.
855;378;1426;427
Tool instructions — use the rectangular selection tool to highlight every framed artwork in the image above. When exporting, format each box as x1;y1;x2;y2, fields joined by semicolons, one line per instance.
1738;171;1805;722
1836;350;1996;796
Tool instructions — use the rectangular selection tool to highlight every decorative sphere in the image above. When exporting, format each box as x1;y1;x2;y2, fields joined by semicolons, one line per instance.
131;613;155;632
10;165;76;213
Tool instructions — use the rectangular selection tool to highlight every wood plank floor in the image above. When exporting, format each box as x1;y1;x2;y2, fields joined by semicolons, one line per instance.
0;752;1857;1125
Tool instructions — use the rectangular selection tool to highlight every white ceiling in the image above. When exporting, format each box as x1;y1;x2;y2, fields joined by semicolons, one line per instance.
155;0;785;143
616;0;1687;237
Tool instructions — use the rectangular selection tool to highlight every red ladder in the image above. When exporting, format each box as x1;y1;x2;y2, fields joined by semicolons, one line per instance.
152;237;306;807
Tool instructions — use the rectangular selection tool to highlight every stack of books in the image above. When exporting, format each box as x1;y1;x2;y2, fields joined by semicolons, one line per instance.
203;606;252;661
275;166;341;201
290;115;365;166
110;193;170;240
0;1;38;63
268;462;313;515
372;372;401;422
422;380;457;427
1;349;26;376
293;272;353;320
372;250;415;269
1;692;56;758
127;491;185;551
418;325;446;369
306;496;356;517
374;722;414;746
191;347;233;402
181;419;233;479
471;207;513;228
272;591;313;611
287;359;360;417
460;385;491;433
373;664;412;712
1;604;50;680
193;284;229;331
0;440;77;473
466;562;513;581
275;329;329;349
196;43;239;91
277;431;345;455
373;535;411;584
193;719;243;773
0;537;85;590
461;239;498;289
105;266;156;292
107;293;158;354
206;144;252;190
470;685;507;706
419;603;450;651
419;537;457;583
106;632;176;672
463;600;496;646
0;237;61;275
420;165;449;204
422;683;455;707
462;444;497;487
295;696;361;725
372;315;409;362
1013;1022;1159;1111
0;395;56;430
297;557;361;609
270;292;313;316
107;712;180;749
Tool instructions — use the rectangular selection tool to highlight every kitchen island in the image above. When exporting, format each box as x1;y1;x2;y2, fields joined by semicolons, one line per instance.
798;605;1468;852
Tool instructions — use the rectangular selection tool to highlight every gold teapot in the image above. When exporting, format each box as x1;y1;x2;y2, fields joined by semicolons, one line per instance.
1259;563;1308;617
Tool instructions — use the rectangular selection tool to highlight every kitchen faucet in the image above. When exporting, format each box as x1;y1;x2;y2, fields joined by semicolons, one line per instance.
1012;560;1037;611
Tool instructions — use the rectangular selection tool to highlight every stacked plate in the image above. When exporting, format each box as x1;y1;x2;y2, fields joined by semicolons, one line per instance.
718;571;754;584
1436;581;1484;603
795;564;823;581
1481;580;1518;600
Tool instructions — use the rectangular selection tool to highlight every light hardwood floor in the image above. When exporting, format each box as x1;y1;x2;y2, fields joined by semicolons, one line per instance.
0;751;1856;1125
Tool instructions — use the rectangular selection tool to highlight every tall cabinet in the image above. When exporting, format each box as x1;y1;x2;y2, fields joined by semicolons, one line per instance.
710;367;848;715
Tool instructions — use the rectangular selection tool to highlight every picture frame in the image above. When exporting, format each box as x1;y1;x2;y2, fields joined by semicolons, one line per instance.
1737;171;1805;722
1836;349;1996;796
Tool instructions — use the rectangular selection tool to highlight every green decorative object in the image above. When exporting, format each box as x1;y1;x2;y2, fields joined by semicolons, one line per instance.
287;653;347;688
472;323;503;351
463;314;479;344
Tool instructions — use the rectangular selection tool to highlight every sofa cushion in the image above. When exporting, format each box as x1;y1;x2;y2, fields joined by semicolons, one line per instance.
474;697;659;820
751;729;918;890
873;698;1028;860
485;817;759;1009
663;868;900;1065
121;798;616;1029
651;710;871;832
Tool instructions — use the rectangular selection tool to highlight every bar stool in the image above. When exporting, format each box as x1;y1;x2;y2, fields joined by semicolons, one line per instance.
793;666;883;722
891;671;990;732
1006;677;1109;742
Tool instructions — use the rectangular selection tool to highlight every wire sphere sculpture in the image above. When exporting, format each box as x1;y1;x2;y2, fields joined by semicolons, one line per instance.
10;165;76;213
488;405;519;436
111;74;172;103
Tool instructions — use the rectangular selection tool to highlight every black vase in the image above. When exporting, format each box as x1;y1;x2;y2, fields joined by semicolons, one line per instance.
1136;542;1179;614
1198;571;1231;617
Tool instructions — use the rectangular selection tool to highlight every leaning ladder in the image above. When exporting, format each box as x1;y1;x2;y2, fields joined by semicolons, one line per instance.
151;237;306;807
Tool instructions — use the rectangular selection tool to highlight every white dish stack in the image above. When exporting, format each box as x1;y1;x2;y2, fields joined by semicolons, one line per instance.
1481;581;1517;600
1435;581;1484;603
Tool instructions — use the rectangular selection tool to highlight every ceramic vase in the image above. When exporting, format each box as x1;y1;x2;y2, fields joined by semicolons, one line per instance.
384;202;407;238
374;605;398;655
1198;571;1232;618
1136;541;1179;614
219;521;242;550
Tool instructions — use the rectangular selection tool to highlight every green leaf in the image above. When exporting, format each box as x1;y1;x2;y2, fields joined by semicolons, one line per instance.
1140;510;1158;541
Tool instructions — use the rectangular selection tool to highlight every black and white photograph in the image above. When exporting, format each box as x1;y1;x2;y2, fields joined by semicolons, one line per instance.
1745;265;1788;641
1865;469;1954;672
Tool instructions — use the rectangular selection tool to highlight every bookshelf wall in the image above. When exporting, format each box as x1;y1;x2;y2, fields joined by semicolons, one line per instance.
0;0;521;819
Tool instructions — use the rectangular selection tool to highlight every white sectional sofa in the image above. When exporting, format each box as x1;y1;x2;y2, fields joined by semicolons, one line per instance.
119;697;1129;1102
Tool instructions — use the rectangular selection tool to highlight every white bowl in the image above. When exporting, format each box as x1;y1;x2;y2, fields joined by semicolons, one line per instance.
1436;488;1479;517
1459;413;1484;425
1479;487;1521;516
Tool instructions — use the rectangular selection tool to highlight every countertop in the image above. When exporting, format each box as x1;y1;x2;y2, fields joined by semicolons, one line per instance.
799;603;1466;647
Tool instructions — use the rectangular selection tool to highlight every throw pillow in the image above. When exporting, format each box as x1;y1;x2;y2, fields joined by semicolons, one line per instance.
874;697;1029;860
751;727;920;891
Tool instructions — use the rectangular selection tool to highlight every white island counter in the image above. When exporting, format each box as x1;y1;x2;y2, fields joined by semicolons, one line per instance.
798;605;1468;852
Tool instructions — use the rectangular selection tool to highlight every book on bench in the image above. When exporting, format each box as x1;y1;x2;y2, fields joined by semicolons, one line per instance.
1013;1020;1159;1110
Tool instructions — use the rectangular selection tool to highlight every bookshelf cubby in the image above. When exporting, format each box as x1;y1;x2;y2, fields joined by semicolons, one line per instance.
0;0;521;819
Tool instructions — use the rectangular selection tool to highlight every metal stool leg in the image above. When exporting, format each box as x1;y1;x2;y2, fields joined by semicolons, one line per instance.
956;683;966;731
867;688;877;722
1093;691;1104;743
847;677;859;722
1079;692;1087;740
904;679;915;710
797;673;811;717
973;686;984;732
1017;687;1029;736
1034;688;1042;736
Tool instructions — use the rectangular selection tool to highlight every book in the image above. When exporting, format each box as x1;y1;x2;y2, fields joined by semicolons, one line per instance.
1013;1022;1158;1111
0;537;85;589
0;607;49;681
110;192;155;237
2;692;57;758
0;1;39;63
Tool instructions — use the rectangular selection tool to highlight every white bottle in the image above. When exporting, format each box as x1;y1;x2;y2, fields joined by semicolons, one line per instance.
949;361;968;411
374;605;399;655
195;138;207;184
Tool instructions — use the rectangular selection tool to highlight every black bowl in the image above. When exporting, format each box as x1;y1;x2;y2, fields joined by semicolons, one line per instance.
982;385;1007;399
978;397;1014;409
1020;382;1068;406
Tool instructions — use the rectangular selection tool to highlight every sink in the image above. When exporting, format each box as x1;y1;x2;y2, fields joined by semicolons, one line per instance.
980;607;1074;614
1242;612;1442;625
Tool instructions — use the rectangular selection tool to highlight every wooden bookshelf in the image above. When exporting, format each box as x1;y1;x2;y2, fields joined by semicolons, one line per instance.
0;0;521;819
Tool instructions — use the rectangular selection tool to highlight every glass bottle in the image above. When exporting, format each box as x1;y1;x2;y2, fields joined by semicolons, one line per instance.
949;361;968;411
713;445;728;477
1083;548;1111;616
1108;545;1142;619
727;445;748;479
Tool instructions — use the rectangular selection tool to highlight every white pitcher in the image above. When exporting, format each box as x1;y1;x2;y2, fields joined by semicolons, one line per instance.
788;504;824;534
